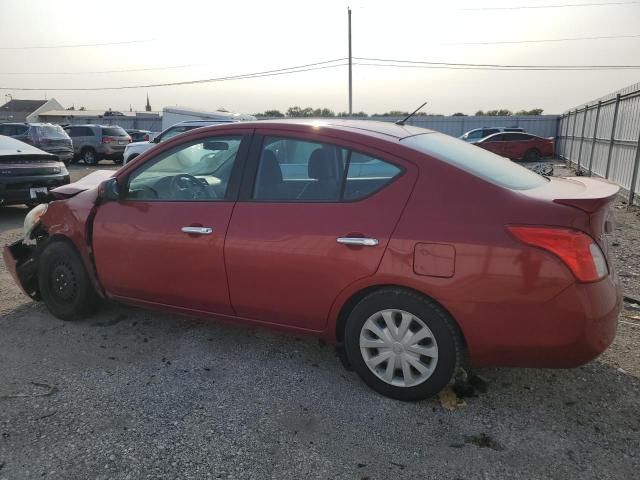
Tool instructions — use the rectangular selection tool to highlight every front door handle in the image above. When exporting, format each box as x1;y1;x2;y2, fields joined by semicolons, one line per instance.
337;237;378;246
181;226;213;235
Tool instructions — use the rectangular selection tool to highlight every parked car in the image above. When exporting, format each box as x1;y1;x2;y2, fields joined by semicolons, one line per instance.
125;129;152;143
474;132;554;161
3;120;621;401
63;125;131;165
460;127;524;142
123;120;238;165
0;123;73;165
0;135;70;207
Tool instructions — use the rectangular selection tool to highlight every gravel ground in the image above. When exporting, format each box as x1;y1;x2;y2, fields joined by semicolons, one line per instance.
1;163;639;480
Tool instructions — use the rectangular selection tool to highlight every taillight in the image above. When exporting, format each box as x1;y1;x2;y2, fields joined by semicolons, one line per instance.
126;136;132;143
102;136;115;144
507;226;608;282
143;134;149;141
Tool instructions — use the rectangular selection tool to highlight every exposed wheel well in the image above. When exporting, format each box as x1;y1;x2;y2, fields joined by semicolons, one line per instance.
334;284;467;349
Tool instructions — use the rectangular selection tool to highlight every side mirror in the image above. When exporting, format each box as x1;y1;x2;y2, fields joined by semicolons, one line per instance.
100;177;121;202
152;135;161;144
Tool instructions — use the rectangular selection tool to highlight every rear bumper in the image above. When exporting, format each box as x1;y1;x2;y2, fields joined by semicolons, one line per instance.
465;274;622;368
0;174;70;205
2;241;39;298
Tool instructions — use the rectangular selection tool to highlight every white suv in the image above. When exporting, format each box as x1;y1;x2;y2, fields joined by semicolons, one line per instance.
123;120;238;165
460;127;524;143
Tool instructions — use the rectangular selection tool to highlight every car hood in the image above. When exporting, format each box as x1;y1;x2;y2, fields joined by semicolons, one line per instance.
50;170;115;198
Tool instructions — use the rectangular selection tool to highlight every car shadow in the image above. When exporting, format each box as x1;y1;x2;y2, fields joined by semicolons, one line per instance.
1;299;639;477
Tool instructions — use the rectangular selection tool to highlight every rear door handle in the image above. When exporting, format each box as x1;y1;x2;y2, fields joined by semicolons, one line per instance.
181;226;213;235
337;237;379;246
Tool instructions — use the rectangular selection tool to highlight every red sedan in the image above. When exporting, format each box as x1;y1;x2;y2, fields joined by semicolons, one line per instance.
3;120;621;401
474;132;554;161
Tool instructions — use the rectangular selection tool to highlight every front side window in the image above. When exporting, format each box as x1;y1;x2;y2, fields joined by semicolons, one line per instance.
483;129;500;137
465;130;484;140
252;136;402;202
126;135;243;201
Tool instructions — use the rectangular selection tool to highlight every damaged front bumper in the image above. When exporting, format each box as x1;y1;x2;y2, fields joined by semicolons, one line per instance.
2;240;40;300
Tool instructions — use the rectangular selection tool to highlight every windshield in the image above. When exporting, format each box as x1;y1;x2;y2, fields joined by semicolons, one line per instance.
401;133;547;190
35;125;69;139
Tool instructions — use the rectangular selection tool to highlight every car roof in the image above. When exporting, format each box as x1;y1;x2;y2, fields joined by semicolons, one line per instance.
210;119;435;140
0;134;56;157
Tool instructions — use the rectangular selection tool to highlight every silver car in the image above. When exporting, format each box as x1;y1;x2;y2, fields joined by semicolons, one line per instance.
64;124;131;165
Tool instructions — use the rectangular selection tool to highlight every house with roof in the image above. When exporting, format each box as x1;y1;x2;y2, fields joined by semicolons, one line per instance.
0;98;64;123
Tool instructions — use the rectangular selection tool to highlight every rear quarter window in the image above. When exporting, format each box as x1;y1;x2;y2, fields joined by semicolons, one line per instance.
401;133;547;190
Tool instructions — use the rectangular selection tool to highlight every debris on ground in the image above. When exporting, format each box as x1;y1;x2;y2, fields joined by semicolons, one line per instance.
464;433;504;451
438;386;467;411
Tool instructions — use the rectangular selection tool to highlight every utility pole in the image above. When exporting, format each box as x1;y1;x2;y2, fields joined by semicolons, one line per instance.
348;7;352;116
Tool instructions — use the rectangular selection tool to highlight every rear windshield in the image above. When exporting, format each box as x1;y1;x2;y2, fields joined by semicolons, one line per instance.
34;125;69;139
101;126;128;136
401;133;547;190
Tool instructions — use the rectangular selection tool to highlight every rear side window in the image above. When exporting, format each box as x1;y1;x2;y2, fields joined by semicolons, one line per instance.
344;152;401;200
401;133;547;190
483;129;500;137
101;126;128;136
252;136;402;202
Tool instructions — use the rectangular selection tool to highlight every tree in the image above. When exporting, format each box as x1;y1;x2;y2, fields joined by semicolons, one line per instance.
254;110;285;118
475;110;485;116
452;112;467;116
515;108;544;116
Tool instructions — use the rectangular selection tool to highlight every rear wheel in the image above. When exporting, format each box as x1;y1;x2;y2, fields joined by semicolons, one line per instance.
344;288;462;401
38;241;98;321
523;149;541;162
112;157;123;165
81;147;98;165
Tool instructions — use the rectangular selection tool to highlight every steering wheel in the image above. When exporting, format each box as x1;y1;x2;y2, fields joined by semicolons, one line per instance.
169;174;213;200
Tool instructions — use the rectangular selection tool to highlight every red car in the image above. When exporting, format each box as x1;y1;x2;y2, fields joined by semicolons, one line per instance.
474;132;554;161
3;120;621;401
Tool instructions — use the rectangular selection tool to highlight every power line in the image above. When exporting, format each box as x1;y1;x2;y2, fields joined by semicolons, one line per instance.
0;39;155;50
0;60;348;91
0;58;346;76
354;57;640;69
353;62;640;71
443;33;640;45
461;1;640;10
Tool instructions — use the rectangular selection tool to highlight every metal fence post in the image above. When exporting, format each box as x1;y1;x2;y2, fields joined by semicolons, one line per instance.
587;101;602;176
568;110;578;164
577;105;589;171
628;124;640;207
605;93;621;179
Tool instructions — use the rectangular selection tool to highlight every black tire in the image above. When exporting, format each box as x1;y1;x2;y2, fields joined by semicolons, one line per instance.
81;147;98;166
523;149;541;162
38;241;98;321
344;288;463;401
112;157;123;165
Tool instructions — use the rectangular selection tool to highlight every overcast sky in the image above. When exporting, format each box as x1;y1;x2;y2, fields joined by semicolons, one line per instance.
0;0;638;115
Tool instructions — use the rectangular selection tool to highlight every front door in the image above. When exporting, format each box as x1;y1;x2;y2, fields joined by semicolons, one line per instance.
92;132;250;314
224;132;417;331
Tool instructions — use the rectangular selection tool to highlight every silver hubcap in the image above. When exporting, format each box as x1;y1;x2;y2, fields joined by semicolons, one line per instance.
360;309;438;388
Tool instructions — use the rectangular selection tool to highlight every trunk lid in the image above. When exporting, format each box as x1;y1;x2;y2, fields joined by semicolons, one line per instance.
522;176;619;250
0;156;65;176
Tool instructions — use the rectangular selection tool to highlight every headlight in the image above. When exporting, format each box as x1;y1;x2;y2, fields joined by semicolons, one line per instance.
23;203;48;243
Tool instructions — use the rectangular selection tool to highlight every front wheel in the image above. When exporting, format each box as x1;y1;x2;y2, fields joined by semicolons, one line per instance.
344;288;463;401
38;241;98;321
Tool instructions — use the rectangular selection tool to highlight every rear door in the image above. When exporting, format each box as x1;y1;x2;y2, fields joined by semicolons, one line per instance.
92;130;251;313
224;131;418;331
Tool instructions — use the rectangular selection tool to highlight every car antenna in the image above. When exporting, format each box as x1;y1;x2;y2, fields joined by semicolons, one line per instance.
395;101;428;126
